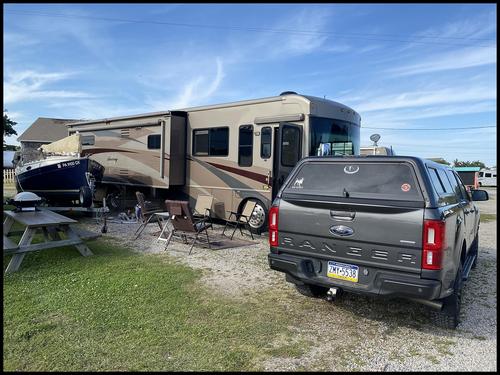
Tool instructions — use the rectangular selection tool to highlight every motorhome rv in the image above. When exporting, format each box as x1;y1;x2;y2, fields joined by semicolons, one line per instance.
478;168;497;187
67;92;361;232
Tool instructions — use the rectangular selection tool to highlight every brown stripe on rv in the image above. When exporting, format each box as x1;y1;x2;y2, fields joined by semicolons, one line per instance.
206;162;268;184
81;148;138;156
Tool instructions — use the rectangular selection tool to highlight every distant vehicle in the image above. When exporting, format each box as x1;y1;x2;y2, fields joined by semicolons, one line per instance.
360;146;395;155
268;155;489;329
478;168;497;187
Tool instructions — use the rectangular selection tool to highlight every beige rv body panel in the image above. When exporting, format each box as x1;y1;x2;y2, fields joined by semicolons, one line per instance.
67;94;361;220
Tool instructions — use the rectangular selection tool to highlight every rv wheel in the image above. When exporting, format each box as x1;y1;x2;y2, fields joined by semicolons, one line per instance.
247;199;267;235
79;186;93;208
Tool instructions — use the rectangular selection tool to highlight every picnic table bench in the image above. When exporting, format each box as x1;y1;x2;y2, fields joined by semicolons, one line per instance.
3;209;99;274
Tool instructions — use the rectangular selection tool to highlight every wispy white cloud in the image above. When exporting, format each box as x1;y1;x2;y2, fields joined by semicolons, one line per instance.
350;84;495;113
388;45;496;76
144;58;225;110
4;70;93;104
3;32;39;46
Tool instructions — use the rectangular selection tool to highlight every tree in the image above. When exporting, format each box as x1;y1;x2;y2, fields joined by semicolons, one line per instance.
3;110;18;149
453;159;486;169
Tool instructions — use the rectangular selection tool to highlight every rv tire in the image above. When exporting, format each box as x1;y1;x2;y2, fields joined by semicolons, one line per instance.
79;186;93;208
247;199;267;235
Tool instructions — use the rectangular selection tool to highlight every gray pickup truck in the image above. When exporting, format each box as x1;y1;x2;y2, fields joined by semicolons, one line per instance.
268;156;489;329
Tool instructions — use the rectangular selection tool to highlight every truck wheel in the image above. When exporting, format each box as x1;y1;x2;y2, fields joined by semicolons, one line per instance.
471;234;479;269
295;283;329;298
79;186;93;208
430;264;463;329
247;199;267;235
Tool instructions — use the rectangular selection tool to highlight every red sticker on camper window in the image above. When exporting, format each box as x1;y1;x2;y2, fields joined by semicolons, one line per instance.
401;183;411;192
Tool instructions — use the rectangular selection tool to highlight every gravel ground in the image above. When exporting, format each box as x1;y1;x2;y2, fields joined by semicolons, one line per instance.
78;187;497;371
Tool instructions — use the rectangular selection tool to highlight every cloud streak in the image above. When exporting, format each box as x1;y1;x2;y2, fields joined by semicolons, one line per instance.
3;70;93;104
389;45;496;76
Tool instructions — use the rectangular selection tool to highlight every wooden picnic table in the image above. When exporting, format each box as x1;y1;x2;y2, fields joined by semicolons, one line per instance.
3;209;97;274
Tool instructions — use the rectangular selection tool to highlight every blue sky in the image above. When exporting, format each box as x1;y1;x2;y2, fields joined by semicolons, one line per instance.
3;3;497;166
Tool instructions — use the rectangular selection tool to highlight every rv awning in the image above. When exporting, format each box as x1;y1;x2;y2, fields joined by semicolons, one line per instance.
40;133;82;154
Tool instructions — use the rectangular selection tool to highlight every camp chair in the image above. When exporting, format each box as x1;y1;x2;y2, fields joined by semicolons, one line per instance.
134;191;166;239
192;194;214;229
164;200;213;254
222;200;257;240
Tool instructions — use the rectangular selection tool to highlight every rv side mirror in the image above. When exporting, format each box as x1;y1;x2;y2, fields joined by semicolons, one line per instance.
471;189;489;201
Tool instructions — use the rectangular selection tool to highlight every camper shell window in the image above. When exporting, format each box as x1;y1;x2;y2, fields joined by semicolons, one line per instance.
81;135;95;146
193;127;229;156
239;125;253;166
147;134;161;149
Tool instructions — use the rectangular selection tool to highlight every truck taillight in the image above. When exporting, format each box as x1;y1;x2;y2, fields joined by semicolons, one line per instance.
269;205;279;247
422;219;446;270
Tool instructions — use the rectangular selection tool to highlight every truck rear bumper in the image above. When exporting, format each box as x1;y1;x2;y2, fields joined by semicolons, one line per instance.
268;252;442;301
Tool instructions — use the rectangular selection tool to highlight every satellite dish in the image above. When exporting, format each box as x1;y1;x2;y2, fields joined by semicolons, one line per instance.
370;133;380;146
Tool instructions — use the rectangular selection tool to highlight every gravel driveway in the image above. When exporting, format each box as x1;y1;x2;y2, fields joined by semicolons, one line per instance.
79;187;497;371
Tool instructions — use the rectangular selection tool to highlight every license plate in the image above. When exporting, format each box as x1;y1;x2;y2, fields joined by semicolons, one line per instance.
327;261;359;283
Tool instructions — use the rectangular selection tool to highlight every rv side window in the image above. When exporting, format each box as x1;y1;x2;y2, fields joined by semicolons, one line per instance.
81;135;95;146
193;127;229;156
239;125;253;167
261;127;272;159
147;134;161;149
281;126;301;167
485;173;492;178
210;127;229;156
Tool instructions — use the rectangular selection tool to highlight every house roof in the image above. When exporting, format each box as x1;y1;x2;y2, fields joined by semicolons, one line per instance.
17;117;81;143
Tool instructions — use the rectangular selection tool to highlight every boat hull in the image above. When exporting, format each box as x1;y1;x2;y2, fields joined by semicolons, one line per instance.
15;157;104;203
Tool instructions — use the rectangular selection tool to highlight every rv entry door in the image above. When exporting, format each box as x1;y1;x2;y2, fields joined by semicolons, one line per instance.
272;123;303;199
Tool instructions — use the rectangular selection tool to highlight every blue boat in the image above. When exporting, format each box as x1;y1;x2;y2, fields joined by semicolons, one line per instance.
14;135;105;207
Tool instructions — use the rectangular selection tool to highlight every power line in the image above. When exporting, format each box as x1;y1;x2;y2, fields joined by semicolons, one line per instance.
4;9;495;48
363;125;496;130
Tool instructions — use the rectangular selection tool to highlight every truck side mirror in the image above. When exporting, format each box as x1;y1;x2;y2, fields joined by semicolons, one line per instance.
471;189;489;201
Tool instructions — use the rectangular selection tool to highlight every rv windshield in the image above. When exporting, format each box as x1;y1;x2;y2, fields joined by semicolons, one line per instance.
309;116;360;156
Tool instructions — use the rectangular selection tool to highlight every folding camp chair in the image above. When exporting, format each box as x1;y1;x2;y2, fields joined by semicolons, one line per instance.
164;200;213;254
134;191;166;239
192;194;214;229
222;200;257;240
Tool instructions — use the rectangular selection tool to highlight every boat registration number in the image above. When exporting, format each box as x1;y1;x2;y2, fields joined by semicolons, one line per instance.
327;261;359;283
58;160;80;168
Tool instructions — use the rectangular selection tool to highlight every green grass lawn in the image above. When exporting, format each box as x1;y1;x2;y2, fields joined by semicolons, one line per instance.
480;213;496;223
2;186;310;371
3;238;301;371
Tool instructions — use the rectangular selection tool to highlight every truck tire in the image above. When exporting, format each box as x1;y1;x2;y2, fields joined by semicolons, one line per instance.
430;263;463;329
79;186;93;208
295;283;329;298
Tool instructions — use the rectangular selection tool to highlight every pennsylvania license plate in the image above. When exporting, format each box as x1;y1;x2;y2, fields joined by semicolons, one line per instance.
327;261;359;283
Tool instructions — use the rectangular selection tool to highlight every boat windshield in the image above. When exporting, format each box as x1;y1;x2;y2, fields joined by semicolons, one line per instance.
309;116;360;156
